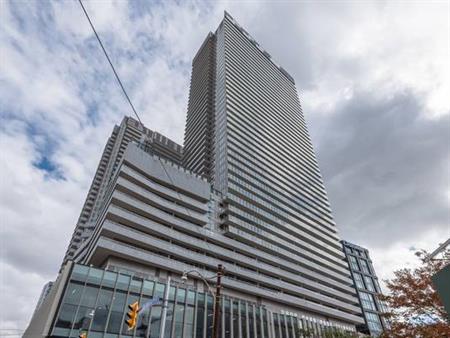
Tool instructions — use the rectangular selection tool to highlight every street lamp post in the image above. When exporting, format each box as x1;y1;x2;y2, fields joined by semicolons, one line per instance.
181;265;225;338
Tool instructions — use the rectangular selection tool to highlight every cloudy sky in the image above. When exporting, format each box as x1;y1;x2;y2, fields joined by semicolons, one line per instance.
1;0;449;331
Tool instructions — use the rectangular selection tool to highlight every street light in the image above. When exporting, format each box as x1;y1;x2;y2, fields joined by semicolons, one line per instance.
181;269;217;300
181;265;225;338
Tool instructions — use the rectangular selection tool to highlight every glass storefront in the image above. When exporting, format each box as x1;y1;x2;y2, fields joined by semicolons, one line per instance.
51;264;356;338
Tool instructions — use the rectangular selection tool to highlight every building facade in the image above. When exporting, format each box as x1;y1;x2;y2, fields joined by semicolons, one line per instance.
63;116;183;264
26;12;366;338
32;281;54;317
183;10;362;325
342;241;389;336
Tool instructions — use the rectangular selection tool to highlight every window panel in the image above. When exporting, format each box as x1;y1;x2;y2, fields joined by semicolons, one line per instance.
248;305;255;338
102;271;117;288
184;304;195;338
80;286;99;308
116;274;130;291
241;302;248;338
142;280;155;296
360;292;377;311
149;307;162;338
224;299;231;337
364;276;376;292
359;259;370;274
91;288;113;332
353;273;365;289
86;268;103;285
349;256;359;271
136;296;151;338
262;308;269;338
195;293;205;338
73;306;94;331
174;304;185;338
206;295;214;337
72;265;89;282
64;282;84;305
232;300;239;338
55;304;77;329
255;307;261;337
107;291;126;334
273;313;281;338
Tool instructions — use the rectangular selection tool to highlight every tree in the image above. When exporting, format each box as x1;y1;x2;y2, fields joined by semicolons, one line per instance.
380;249;450;338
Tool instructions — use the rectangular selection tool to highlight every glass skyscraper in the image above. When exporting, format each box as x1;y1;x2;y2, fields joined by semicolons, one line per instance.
184;10;362;324
26;12;364;338
342;241;389;336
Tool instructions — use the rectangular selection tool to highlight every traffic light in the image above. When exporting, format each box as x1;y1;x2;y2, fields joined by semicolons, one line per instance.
79;332;87;338
125;301;140;330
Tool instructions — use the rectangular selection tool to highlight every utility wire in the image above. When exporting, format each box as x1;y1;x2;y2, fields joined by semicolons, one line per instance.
77;0;220;270
77;0;142;126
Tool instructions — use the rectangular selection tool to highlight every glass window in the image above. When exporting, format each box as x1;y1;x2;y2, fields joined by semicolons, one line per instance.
262;308;269;338
255;306;261;337
195;293;205;338
376;298;388;313
280;315;287;338
86;268;103;285
173;303;185;338
206;295;214;338
102;271;117;288
176;288;186;303
136;296;151;338
360;292;377;311
107;290;126;334
143;280;154;296
149;306;162;338
154;283;165;299
366;312;382;333
91;289;113;332
64;282;84;305
240;302;248;338
232;300;239;338
248;305;255;337
168;286;176;301
364;276;376;292
80;285;99;308
184;303;195;338
186;290;195;305
286;316;295;338
52;327;71;337
374;279;382;293
163;301;174;338
116;274;130;291
353;273;365;289
73;306;94;331
360;259;370;274
72;265;89;282
130;277;142;294
55;304;77;329
224;299;231;337
349;256;359;271
273;313;281;338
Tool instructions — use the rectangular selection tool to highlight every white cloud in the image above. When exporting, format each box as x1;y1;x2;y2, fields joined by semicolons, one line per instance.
370;228;446;292
0;0;448;330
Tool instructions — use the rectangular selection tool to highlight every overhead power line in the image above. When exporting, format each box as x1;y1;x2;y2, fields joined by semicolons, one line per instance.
77;0;220;265
77;0;142;126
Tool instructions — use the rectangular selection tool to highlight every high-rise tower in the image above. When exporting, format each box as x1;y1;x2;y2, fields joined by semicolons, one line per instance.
63;116;183;264
26;12;364;338
342;241;389;336
184;10;360;323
